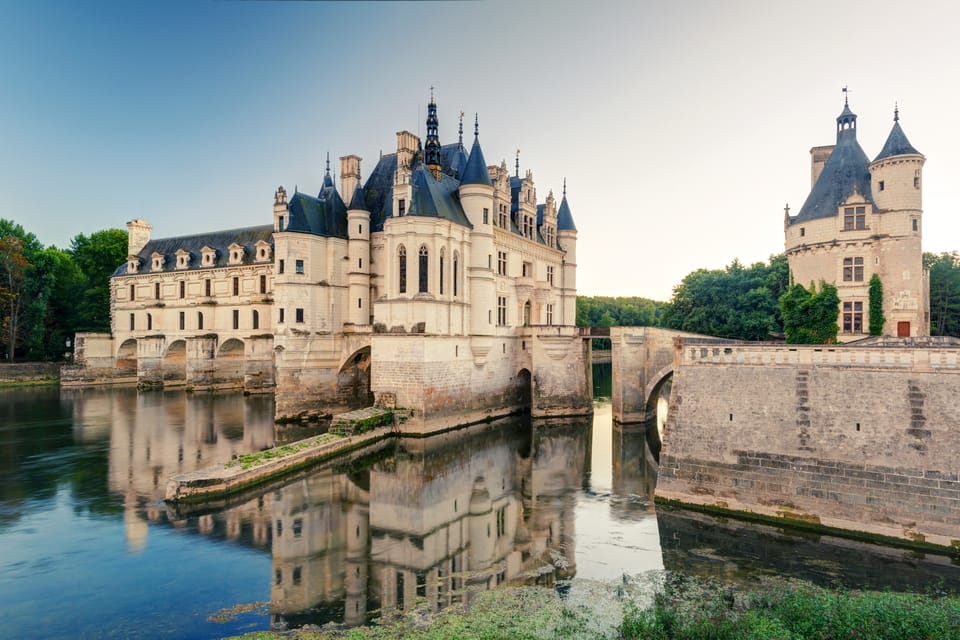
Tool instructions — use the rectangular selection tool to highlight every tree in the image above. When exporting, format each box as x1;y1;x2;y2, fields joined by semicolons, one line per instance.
0;235;30;361
868;273;885;336
69;229;127;332
660;254;789;340
780;281;840;344
925;252;960;337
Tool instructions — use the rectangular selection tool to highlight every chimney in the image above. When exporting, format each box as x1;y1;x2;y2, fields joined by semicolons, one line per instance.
340;155;362;205
126;218;153;256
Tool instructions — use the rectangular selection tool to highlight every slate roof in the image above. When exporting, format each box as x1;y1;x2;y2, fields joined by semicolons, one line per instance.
557;195;577;231
793;105;873;223
286;188;348;238
113;225;274;276
407;166;471;227
348;183;367;211
875;120;921;161
362;153;398;232
461;136;492;186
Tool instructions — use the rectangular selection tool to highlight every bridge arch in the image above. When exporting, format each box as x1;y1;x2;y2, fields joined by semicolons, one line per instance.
116;339;138;373
217;338;245;386
163;339;187;386
515;368;532;410
337;346;373;409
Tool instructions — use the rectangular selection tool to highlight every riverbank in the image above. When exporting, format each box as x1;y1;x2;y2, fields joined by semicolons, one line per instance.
0;362;60;385
225;574;960;639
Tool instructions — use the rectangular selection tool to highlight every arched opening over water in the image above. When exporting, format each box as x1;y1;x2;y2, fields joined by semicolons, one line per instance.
217;338;245;386
116;339;137;373
644;372;672;462
515;368;532;410
163;340;187;386
337;347;373;409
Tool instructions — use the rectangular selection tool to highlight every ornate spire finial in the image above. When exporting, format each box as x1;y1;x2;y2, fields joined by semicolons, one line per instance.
563;177;567;198
784;203;790;216
474;113;479;138
515;149;520;178
430;85;434;104
842;85;848;106
894;101;900;122
458;111;464;146
325;152;330;174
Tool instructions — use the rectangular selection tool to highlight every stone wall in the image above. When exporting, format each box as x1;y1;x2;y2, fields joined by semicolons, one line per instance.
658;343;960;549
0;362;61;383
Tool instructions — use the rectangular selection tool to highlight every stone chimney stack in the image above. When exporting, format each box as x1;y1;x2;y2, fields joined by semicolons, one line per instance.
340;155;362;206
126;218;153;256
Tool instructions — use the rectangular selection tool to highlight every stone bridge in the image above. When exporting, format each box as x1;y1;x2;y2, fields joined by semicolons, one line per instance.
606;327;733;424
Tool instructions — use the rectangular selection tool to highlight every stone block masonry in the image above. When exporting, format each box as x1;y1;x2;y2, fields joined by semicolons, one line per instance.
657;344;960;550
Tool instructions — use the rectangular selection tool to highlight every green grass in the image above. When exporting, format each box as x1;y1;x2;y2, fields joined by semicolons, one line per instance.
226;432;344;470
227;575;960;640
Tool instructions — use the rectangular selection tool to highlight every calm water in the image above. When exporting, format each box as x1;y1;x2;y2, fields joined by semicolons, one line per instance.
1;366;958;638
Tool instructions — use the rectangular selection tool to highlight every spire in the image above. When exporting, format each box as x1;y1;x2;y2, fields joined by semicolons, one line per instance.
323;152;334;188
874;104;921;161
460;113;492;187
348;183;367;211
424;87;442;176
557;179;576;231
836;87;858;143
458;111;464;148
894;101;900;122
515;149;520;178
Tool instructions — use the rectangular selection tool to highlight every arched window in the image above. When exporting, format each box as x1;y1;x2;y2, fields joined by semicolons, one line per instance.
198;312;204;330
398;245;407;294
439;248;445;295
252;309;260;330
453;252;459;297
419;246;429;293
147;313;153;331
523;300;531;326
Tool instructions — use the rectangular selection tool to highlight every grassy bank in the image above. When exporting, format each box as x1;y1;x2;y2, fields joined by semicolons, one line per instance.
228;574;960;640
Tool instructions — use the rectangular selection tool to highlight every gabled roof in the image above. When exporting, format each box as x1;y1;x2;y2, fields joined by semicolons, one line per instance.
287;189;348;238
112;225;274;276
874;120;921;161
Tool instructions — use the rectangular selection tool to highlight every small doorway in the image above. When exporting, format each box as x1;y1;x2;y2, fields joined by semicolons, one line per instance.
897;321;910;337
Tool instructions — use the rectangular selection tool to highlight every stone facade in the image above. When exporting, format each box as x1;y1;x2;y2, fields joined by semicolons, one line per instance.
76;97;588;431
657;343;960;549
785;99;929;341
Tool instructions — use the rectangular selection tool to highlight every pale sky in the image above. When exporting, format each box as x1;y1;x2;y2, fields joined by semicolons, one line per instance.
2;0;960;301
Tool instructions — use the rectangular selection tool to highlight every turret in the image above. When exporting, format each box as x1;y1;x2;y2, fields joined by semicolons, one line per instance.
347;183;371;325
424;90;442;181
126;218;152;256
459;115;495;336
273;186;288;232
393;132;418;218
869;105;924;214
556;179;578;326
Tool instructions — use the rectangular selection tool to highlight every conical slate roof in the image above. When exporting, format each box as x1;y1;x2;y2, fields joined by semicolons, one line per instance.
348;183;367;211
557;195;577;231
461;136;492;186
874;120;920;161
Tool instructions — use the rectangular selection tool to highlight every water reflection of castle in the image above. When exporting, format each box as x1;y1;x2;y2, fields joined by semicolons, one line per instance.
75;389;589;628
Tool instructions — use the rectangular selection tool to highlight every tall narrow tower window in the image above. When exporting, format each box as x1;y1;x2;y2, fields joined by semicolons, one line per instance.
398;245;407;294
439;249;445;295
419;246;429;293
453;252;459;297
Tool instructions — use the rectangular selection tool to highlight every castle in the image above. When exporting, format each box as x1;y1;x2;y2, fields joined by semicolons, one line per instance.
784;95;929;340
68;97;591;430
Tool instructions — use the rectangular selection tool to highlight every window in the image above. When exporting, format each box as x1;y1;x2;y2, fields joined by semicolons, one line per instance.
497;251;507;275
155;282;160;300
278;308;284;324
179;311;185;330
914;175;920;189
293;518;302;538
843;206;866;230
295;259;304;274
419;246;428;293
252;310;259;330
398;246;407;293
358;258;362;269
205;279;211;297
358;297;362;309
800;227;806;237
179;280;185;299
439;250;445;295
843;257;864;282
498;204;508;228
398;199;406;216
279;259;285;274
358;224;362;234
496;506;506;538
260;275;267;293
546;304;554;325
293;567;301;586
233;277;239;296
147;313;152;331
198;312;204;330
843;301;863;333
522;262;531;278
483;207;489;224
278;215;285;231
497;296;507;326
232;309;239;330
295;308;304;323
913;218;919;232
546;265;554;285
488;254;492;270
879;180;885;191
523;300;531;325
130;313;135;330
130;284;135;300
453;253;459;297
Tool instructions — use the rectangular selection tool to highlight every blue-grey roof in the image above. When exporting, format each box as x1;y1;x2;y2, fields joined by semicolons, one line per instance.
362;154;397;232
348;183;367;211
287;189;348;239
874;121;920;161
461;136;492;186
557;195;577;231
112;225;274;276
442;143;468;180
793;108;873;223
407;167;472;228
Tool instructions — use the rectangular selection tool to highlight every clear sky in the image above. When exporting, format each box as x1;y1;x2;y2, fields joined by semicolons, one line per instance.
3;0;960;301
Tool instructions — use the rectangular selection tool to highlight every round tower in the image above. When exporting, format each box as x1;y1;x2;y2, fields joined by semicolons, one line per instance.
869;106;925;215
459;115;495;337
556;180;578;326
347;183;371;325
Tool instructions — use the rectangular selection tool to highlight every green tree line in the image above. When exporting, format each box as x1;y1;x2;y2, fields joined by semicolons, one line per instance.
0;219;126;362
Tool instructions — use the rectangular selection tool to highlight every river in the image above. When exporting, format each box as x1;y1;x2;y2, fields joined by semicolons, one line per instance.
1;364;958;638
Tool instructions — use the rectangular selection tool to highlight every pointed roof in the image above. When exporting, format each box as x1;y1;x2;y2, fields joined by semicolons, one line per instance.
874;108;921;161
557;182;577;231
406;166;472;228
287;187;348;239
793;100;873;223
460;115;492;187
348;183;367;211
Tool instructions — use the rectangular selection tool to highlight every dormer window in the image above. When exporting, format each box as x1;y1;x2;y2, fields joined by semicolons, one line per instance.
201;246;217;267
228;243;245;265
127;255;140;274
151;252;165;272
255;240;272;262
175;249;191;270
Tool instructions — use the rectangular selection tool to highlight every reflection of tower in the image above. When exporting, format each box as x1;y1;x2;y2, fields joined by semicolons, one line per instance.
611;423;658;511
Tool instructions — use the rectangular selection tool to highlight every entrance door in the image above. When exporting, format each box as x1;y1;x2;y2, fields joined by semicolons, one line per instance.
897;321;910;337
